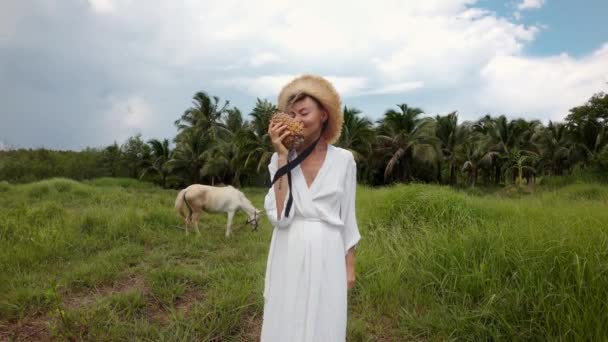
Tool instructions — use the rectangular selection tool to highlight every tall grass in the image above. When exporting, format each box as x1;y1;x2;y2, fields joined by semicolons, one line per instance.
1;177;608;340
354;183;608;340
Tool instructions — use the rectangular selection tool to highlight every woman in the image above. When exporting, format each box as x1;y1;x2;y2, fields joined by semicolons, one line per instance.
261;74;361;341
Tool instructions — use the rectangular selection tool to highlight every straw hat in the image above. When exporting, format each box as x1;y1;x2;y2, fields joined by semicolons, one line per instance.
277;74;343;145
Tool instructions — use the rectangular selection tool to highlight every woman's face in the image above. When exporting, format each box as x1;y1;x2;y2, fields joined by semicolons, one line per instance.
288;96;328;142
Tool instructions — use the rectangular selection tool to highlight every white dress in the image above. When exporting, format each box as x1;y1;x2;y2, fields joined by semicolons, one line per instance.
261;144;361;342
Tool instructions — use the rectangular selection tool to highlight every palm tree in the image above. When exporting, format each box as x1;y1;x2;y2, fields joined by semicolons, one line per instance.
169;91;235;185
141;138;172;188
483;116;538;154
532;121;572;176
458;126;488;187
120;134;152;179
174;91;230;140
219;107;251;187
225;107;245;134
168;128;210;185
505;149;539;186
376;104;438;183
598;144;608;172
474;115;540;184
435;111;465;185
337;106;375;182
249;98;277;137
238;129;273;180
101;142;123;177
200;139;235;186
567;119;606;167
566;92;608;166
238;99;278;184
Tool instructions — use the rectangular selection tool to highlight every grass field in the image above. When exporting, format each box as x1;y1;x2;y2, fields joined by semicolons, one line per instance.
1;177;608;341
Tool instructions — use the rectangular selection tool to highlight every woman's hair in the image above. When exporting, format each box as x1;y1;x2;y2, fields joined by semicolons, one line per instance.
286;92;329;131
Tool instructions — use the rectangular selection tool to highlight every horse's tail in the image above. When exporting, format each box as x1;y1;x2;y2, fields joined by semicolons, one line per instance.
175;188;193;220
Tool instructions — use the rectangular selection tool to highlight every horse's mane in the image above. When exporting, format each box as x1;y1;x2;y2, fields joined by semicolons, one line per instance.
239;190;253;207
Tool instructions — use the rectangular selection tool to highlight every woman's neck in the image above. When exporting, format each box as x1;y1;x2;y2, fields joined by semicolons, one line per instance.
296;134;327;155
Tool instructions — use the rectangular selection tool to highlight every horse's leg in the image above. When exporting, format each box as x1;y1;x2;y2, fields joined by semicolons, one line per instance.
192;211;201;235
226;211;235;238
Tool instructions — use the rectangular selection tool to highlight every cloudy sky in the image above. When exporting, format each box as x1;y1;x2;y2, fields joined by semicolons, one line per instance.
1;0;607;151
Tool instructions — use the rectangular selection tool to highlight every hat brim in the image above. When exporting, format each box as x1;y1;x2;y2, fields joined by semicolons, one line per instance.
277;74;343;145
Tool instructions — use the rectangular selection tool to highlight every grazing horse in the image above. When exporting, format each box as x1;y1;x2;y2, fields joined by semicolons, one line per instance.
175;184;261;237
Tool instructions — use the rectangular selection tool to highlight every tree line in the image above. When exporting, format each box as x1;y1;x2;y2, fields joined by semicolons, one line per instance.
1;91;607;188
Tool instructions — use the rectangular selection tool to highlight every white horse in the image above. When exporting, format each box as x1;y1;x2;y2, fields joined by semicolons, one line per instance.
174;184;261;237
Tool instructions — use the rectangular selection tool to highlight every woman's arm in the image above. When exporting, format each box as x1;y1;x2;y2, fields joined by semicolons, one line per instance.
263;121;295;228
341;153;361;290
346;246;356;289
274;154;288;219
264;153;295;228
340;154;361;254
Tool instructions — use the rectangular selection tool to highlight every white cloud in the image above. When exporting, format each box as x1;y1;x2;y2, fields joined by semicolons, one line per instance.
0;1;38;42
220;75;298;98
250;52;283;67
221;75;369;98
327;76;370;97
478;44;608;121
518;0;545;10
77;1;541;82
83;0;539;75
371;11;539;86
221;75;426;99
101;96;154;140
359;82;424;96
2;0;607;149
513;11;522;20
87;0;116;13
88;0;116;13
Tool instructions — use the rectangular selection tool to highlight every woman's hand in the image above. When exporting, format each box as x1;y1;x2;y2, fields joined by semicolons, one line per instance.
268;118;291;157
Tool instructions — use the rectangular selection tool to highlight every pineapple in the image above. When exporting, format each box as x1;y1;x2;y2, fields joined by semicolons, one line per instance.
270;112;305;150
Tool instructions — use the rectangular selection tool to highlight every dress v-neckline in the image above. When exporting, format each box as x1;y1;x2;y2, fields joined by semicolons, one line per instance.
296;144;332;191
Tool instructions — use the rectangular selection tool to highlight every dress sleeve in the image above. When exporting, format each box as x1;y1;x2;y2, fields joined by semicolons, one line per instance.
340;153;361;255
264;152;295;229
